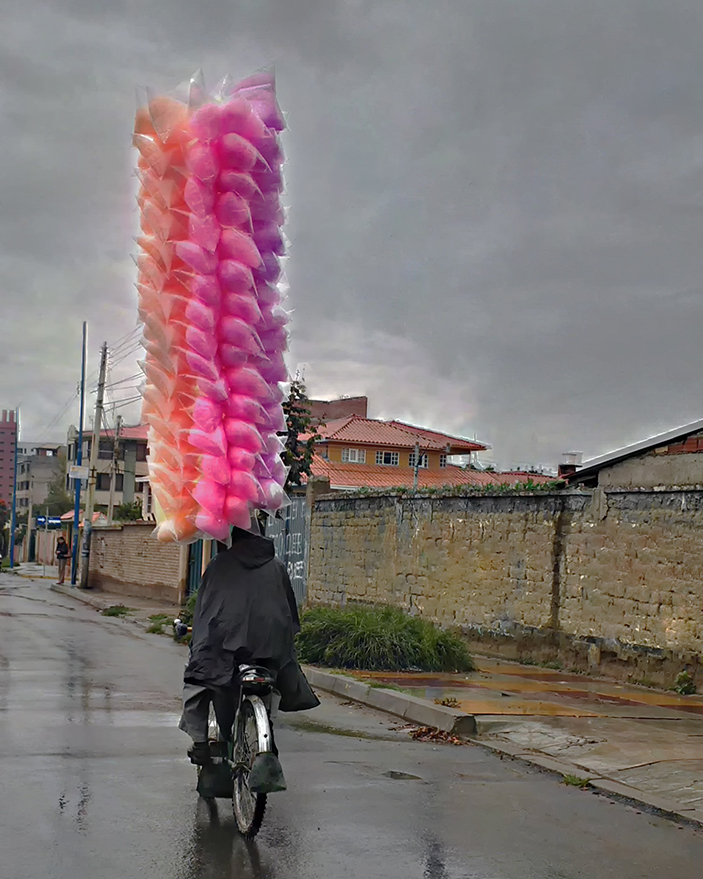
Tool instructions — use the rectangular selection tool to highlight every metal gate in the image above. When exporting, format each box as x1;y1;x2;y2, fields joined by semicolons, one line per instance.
266;496;308;605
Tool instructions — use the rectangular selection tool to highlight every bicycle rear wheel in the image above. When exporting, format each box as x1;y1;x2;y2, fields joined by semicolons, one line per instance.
232;698;267;837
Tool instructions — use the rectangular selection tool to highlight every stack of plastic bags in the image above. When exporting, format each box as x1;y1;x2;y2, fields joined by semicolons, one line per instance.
133;71;290;544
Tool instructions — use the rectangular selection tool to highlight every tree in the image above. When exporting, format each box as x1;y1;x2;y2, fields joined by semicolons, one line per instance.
114;501;143;522
44;452;74;517
0;499;8;557
280;379;320;491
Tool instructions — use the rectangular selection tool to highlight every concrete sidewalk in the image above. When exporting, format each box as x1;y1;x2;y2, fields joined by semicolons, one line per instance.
48;581;703;827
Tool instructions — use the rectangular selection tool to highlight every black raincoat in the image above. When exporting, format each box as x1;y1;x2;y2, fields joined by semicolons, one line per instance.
184;528;319;713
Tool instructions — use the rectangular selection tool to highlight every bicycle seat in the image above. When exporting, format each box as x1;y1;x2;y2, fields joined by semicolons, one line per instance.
237;664;275;687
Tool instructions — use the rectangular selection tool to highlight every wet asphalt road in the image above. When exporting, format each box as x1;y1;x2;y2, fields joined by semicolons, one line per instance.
2;576;703;879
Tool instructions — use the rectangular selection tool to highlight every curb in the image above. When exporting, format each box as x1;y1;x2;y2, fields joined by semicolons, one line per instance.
302;666;477;736
302;665;703;828
50;584;153;631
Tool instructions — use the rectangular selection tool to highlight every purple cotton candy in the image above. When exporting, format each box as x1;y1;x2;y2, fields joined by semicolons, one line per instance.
253;222;285;256
253;252;281;284
259;302;289;329
250;192;285;224
259;325;289;354
190;103;222;142
255;281;281;307
257;354;288;384
195;377;229;402
259;478;286;510
215;192;252;229
251;165;283;194
183;350;220;382
185;143;219;183
189;213;221;253
218;228;262;268
175;241;218;275
184;177;216;218
222;290;262;324
224;366;273;400
262;402;286;432
218;260;255;293
192;397;223;433
219;97;253;135
217;170;260;200
263;432;286;457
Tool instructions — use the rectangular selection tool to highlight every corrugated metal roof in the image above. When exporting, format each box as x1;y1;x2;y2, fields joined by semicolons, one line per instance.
309;456;554;491
314;416;485;452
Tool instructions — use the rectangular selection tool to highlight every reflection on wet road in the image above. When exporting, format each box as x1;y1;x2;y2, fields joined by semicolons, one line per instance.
1;576;703;879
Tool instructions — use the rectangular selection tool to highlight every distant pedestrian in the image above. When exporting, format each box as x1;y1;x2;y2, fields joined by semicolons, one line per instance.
55;535;70;585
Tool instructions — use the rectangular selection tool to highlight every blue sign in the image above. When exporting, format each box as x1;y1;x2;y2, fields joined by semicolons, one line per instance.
36;516;63;529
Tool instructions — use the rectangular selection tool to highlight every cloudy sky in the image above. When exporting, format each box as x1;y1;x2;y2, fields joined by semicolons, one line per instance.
2;0;703;469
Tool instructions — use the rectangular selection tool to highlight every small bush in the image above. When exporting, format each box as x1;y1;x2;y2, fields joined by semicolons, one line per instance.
296;605;474;672
674;670;697;695
147;622;164;634
102;604;130;617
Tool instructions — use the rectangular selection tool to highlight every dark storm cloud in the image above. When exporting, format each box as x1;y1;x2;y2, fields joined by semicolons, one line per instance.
2;0;703;467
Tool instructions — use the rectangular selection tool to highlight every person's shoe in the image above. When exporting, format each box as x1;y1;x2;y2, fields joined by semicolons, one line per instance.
188;742;212;765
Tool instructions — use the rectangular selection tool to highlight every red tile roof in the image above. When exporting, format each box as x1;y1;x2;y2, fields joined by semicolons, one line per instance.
309;456;554;491
313;416;486;453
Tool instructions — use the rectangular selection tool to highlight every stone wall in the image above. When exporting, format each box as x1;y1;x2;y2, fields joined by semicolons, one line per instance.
89;523;185;604
308;490;703;684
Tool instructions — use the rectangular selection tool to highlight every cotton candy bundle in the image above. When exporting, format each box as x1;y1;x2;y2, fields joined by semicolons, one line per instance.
133;72;290;544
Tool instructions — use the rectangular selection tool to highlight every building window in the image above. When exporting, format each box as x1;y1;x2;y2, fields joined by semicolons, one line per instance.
136;443;147;462
115;474;124;492
439;454;447;468
376;451;399;466
341;448;366;464
408;452;428;469
96;473;111;491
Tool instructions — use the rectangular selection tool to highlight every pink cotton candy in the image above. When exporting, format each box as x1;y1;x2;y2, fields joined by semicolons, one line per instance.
185;143;219;183
218;260;255;293
218;315;264;355
185;300;218;333
223;494;252;529
183;350;220;382
223;418;264;453
196;376;229;402
191;275;222;308
219;344;249;368
219;97;254;135
222;290;262;324
215;192;252;228
189;426;227;457
225;394;269;425
185;325;218;361
201;454;231;486
184;177;215;218
224;366;273;400
229;470;264;504
195;511;231;542
189;213;221;253
192;397;223;433
175;241;218;275
217;133;260;172
190;103;222;142
192;480;226;517
227;446;256;471
218;228;262;268
217;170;259;200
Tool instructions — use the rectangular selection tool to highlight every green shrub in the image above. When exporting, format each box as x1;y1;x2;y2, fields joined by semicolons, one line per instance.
674;670;697;695
296;604;474;672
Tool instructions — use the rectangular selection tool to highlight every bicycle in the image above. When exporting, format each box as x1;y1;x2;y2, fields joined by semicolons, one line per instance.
175;621;286;838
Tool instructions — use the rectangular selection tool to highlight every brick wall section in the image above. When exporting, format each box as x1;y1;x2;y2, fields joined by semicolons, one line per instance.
89;523;183;604
308;490;703;679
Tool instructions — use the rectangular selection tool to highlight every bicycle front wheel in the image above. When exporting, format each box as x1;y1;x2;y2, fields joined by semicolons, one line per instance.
232;698;267;837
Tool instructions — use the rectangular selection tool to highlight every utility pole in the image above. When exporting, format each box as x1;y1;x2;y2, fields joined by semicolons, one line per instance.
79;341;108;590
27;477;33;563
413;441;420;491
107;415;122;525
41;504;49;578
71;321;87;585
8;408;19;568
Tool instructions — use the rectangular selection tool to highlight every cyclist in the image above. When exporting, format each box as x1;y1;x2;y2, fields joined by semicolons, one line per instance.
179;520;318;765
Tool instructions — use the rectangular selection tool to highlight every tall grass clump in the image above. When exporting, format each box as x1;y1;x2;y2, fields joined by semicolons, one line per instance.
297;605;474;672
